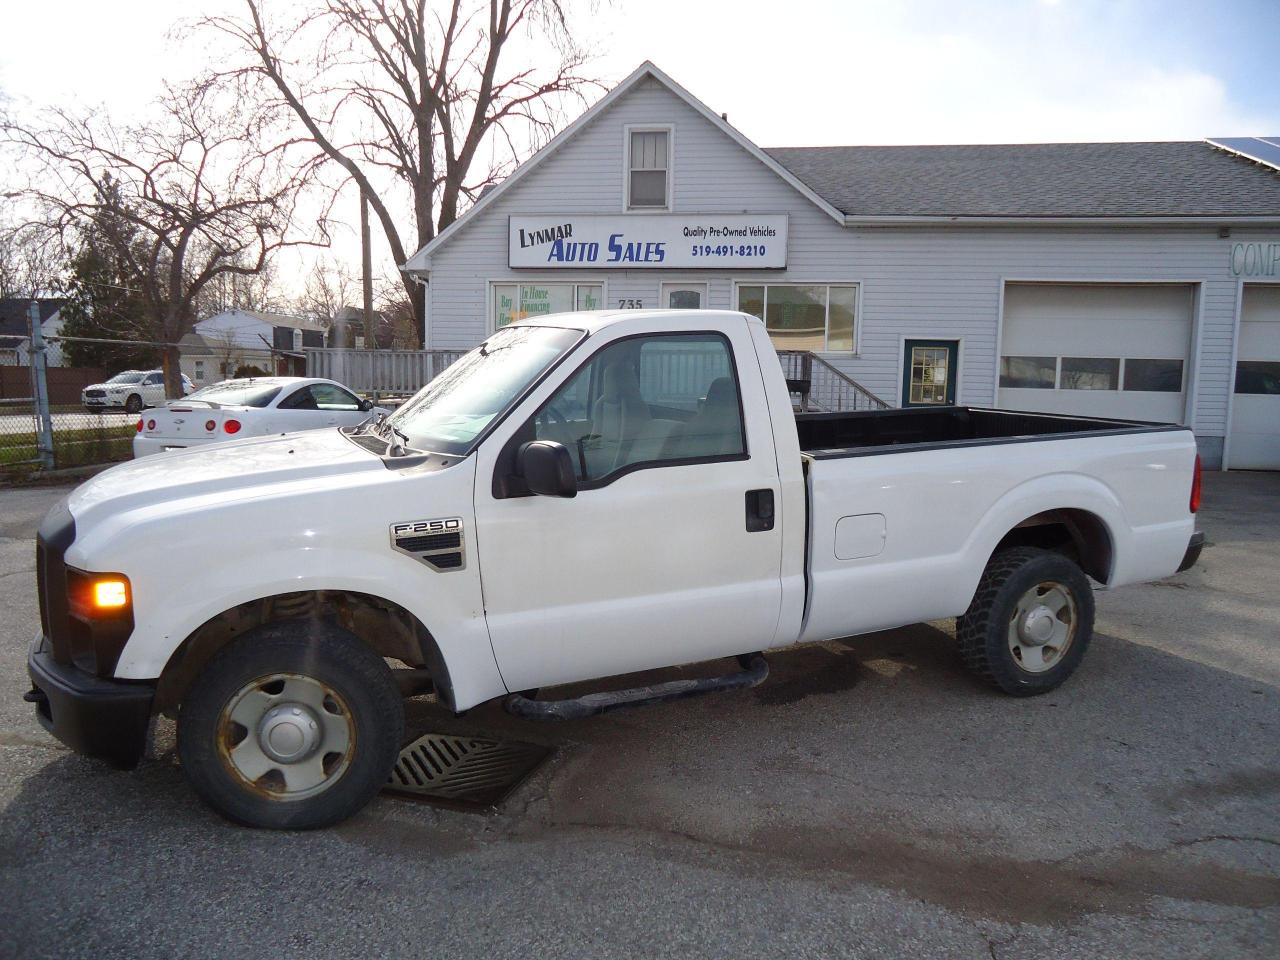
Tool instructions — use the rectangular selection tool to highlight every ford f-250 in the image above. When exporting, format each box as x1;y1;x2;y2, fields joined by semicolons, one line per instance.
26;310;1204;829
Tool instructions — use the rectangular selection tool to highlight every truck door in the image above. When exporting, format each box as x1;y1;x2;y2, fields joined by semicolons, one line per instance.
473;320;784;693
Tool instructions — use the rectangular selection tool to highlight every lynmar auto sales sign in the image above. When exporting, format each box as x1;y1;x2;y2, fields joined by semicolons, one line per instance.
508;214;789;269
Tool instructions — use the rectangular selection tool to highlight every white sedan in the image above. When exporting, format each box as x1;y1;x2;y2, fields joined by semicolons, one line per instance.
133;377;385;458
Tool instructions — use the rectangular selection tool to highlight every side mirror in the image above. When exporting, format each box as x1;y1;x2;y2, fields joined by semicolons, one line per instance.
517;440;577;498
358;398;373;412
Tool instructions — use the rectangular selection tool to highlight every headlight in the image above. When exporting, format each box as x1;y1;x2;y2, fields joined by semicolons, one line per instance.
65;569;134;677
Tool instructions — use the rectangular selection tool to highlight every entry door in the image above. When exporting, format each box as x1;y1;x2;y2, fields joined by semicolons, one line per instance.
1230;286;1280;470
661;282;708;309
902;339;958;406
473;325;783;693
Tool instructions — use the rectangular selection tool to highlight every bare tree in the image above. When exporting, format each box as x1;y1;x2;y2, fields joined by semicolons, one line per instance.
295;257;357;326
2;81;329;396
0;220;61;299
197;259;285;316
204;0;598;343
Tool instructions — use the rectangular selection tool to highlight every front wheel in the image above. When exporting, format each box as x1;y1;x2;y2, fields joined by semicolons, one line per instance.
956;547;1094;696
177;621;404;829
124;394;143;414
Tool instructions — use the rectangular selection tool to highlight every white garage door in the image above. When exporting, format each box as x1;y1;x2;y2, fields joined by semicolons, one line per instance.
1229;285;1280;470
998;283;1193;424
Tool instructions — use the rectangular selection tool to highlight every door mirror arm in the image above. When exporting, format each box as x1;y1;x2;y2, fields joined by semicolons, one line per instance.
516;440;578;498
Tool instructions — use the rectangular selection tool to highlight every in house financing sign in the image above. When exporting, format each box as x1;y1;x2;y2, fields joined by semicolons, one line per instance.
508;214;789;269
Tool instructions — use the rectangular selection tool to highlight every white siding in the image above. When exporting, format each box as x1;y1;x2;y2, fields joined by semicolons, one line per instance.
424;75;1276;452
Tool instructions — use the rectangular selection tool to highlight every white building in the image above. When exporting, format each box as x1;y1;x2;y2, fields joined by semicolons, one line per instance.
182;308;328;385
404;62;1280;470
0;299;66;366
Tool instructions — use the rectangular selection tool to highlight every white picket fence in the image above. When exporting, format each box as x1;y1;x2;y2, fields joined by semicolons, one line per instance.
305;348;466;396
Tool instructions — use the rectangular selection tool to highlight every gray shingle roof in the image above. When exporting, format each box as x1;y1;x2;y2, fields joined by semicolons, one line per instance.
764;141;1280;218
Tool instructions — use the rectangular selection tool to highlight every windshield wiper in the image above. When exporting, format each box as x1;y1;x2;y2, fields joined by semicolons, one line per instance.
368;413;413;456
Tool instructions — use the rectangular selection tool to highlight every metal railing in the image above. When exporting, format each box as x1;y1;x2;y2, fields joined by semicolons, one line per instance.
777;351;890;412
305;347;466;397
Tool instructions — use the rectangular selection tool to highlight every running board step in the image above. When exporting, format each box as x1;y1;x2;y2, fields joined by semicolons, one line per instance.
503;654;769;721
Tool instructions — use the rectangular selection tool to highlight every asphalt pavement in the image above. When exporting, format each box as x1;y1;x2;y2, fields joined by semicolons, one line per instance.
0;472;1277;959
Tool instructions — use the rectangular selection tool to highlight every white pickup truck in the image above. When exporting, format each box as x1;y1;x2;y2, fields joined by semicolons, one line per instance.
26;310;1204;829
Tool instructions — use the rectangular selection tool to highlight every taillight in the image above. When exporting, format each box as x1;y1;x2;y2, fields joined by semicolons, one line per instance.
1189;454;1202;514
146;419;156;431
135;419;143;433
205;420;216;431
224;419;242;435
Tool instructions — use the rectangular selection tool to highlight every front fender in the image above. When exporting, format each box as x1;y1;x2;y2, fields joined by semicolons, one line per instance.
72;456;509;712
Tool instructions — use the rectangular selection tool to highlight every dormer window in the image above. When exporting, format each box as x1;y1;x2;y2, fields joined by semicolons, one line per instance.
627;127;670;210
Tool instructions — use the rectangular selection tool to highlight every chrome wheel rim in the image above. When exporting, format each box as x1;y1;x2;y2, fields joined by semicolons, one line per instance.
216;674;355;800
1007;581;1077;674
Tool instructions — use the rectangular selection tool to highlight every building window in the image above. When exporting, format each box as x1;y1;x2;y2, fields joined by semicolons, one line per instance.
627;129;669;209
1235;360;1280;395
493;282;604;330
737;284;857;352
999;356;1056;389
1123;358;1183;392
1001;356;1183;393
194;361;205;381
1060;357;1119;390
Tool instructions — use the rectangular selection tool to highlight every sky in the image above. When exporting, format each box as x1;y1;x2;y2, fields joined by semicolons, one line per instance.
2;0;1278;294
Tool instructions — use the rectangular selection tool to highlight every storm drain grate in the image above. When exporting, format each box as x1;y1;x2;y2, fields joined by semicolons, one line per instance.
383;732;550;810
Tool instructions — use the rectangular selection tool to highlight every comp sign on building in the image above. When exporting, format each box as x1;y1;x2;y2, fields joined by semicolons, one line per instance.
508;215;789;269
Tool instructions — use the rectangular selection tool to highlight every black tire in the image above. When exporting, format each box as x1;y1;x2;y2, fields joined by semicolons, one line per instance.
956;547;1094;697
178;620;404;829
124;394;143;414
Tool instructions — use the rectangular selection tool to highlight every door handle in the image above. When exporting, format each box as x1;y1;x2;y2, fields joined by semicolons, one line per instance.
745;489;775;532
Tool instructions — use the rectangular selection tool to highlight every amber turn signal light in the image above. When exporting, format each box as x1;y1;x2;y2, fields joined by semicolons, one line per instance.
93;579;129;609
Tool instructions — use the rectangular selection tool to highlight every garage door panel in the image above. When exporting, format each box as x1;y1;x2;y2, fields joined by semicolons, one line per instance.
1000;386;1185;424
999;283;1193;426
1230;285;1280;469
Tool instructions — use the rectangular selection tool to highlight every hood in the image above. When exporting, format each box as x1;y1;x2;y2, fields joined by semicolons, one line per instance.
69;429;383;532
85;381;136;391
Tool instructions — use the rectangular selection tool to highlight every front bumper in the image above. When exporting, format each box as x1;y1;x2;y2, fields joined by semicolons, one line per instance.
26;634;154;769
1178;531;1205;573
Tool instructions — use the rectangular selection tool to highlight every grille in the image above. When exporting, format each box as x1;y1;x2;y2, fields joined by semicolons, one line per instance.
84;389;106;398
384;732;550;809
427;552;463;570
398;532;461;553
35;511;73;665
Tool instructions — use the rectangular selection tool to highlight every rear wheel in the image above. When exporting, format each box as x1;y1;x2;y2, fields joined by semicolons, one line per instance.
124;394;143;414
956;547;1094;696
177;621;403;829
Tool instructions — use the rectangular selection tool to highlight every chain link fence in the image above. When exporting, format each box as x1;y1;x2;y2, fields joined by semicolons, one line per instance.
1;329;165;478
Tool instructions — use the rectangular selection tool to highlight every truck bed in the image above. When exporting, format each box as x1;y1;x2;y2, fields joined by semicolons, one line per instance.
794;406;1184;458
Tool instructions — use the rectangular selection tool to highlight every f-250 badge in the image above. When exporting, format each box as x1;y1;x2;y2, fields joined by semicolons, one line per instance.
390;517;466;571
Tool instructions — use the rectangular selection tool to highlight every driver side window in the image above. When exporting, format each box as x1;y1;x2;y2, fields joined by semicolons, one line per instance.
531;333;746;485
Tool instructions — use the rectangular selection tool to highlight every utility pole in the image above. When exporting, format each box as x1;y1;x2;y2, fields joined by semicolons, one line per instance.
361;190;374;351
27;300;55;470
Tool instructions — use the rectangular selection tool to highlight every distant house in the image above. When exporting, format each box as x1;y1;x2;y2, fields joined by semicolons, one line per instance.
181;308;328;386
0;298;67;366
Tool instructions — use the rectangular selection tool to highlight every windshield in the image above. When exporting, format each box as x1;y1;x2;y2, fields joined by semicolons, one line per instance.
385;325;583;455
106;372;146;384
184;380;284;408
